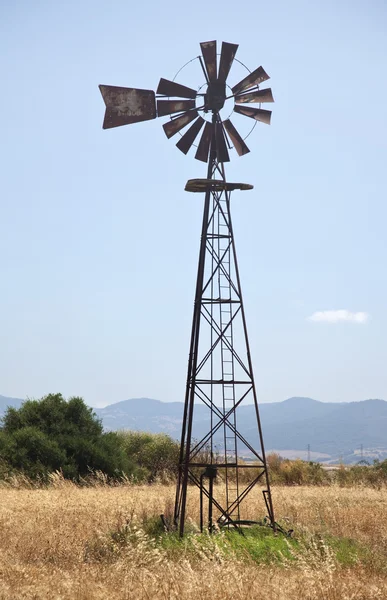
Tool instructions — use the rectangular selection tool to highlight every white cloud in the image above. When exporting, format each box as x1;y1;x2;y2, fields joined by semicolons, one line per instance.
307;310;369;324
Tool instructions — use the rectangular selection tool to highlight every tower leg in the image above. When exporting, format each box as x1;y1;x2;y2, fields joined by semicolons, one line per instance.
174;145;216;535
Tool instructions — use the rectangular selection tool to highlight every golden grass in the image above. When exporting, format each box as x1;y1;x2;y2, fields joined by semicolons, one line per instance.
0;480;386;599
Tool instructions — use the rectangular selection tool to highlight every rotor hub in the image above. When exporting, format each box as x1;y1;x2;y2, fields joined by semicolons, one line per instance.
203;81;226;113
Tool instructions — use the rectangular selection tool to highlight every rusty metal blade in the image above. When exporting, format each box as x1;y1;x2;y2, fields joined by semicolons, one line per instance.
235;88;274;104
231;66;270;95
176;116;205;154
99;85;156;128
200;40;217;83
157;78;197;99
234;105;272;125
162;110;198;138
223;119;250;156
215;122;230;163
195;122;213;162
218;42;238;83
157;99;196;117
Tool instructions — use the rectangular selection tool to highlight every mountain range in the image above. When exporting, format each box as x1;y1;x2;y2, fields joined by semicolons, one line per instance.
1;394;386;463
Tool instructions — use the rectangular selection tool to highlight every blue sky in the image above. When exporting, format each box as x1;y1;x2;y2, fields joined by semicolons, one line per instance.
1;0;386;407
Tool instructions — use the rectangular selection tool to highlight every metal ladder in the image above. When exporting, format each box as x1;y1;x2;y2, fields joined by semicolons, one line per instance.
217;193;240;520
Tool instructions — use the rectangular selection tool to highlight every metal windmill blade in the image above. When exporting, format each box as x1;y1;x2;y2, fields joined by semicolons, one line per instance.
156;78;197;98
176;117;205;154
195;121;213;162
235;88;275;104
200;40;217;83
157;100;196;117
162;111;199;139
218;41;239;83
231;66;270;95
234;105;272;124
223;119;250;156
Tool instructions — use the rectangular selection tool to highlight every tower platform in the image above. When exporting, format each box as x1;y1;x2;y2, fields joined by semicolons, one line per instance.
185;179;253;193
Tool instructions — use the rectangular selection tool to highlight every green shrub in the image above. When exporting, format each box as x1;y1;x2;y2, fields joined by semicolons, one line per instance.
266;454;387;487
118;431;179;482
0;394;134;480
267;454;330;486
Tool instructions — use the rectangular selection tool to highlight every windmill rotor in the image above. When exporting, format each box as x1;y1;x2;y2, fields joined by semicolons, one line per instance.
99;40;274;162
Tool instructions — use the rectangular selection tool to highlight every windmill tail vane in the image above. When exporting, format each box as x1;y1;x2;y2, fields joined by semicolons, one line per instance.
99;40;280;537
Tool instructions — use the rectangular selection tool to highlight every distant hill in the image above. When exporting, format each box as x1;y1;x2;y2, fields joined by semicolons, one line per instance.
0;395;24;413
257;397;387;461
94;396;387;462
1;394;386;463
94;397;195;435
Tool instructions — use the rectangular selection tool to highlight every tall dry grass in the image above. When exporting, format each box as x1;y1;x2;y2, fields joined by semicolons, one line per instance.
0;477;386;599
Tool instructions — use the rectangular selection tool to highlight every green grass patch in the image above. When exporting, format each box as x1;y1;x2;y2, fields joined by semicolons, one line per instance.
325;535;366;566
218;526;297;563
87;514;379;572
142;518;298;564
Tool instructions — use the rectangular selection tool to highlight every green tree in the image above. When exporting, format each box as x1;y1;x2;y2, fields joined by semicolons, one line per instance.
0;393;133;480
118;431;179;482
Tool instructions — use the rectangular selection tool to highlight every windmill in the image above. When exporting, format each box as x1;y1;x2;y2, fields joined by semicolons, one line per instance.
99;40;276;536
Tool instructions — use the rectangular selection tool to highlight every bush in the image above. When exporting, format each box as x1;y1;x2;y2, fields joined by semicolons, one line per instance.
267;454;330;486
332;460;387;487
118;431;179;482
0;394;134;480
266;454;387;487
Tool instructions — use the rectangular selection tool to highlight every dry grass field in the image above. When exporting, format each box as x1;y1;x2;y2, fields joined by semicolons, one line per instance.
0;478;386;599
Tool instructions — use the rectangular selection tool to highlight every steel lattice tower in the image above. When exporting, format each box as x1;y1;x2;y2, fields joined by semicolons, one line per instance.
99;40;276;536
